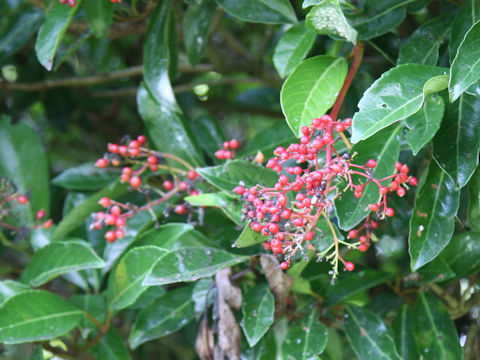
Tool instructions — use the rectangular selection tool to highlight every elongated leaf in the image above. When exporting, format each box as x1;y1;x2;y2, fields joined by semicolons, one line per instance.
0;117;49;219
143;247;247;286
21;239;105;287
335;125;402;230
35;0;80;70
351;65;447;143
392;305;419;360
197;160;278;193
432;94;480;189
398;15;452;66
0;291;82;344
90;327;132;360
441;232;480;277
137;83;204;168
52;163;118;191
129;286;195;349
84;0;113;38
184;0;216;65
449;20;480;101
344;305;402;360
107;246;168;310
306;0;357;44
449;0;480;63
215;0;297;24
413;293;463;360
281;55;348;136
185;193;242;225
281;309;328;359
409;161;460;270
0;280;30;306
241;283;275;347
405;94;444;155
468;167;480;231
273;22;316;78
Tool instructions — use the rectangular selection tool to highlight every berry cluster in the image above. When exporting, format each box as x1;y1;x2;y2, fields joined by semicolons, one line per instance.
233;115;417;278
215;139;239;160
92;135;203;242
58;0;120;7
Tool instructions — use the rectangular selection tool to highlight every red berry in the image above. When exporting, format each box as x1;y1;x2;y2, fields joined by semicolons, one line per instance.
115;229;125;239
359;235;367;244
99;197;111;207
277;195;287;208
229;139;239;149
366;159;377;168
187;170;198;180
396;187;406;197
304;231;315;241
344;118;352;127
400;164;409;174
108;143;119;153
129;148;140;157
370;221;379;230
390;181;399;190
280;262;289;270
115;217;126;227
174;204;187;215
348;230;358;239
110;205;121;217
120;174;130;183
179;182;189;192
255;151;265;163
358;244;369;252
292;218;304;226
233;186;246;195
268;223;279;234
354;191;362;198
385;208;395;217
122;167;132;176
129;140;139;149
281;209;292;219
301;126;310;135
95;158;108;168
36;209;45;220
119;145;128;156
42;219;53;229
379;186;389;195
105;231;116;243
344;262;355;271
105;215;116;226
335;123;345;132
263;242;272;251
369;203;380;212
147;155;158;165
130;176;141;189
67;0;76;7
17;195;28;205
163;180;174;191
278;175;289;186
137;135;147;145
409;177;418;186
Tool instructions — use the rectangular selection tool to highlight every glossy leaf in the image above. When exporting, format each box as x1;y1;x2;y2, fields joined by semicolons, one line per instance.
449;0;480;63
409;161;460;270
143;247;247;286
235;222;265;248
281;309;328;359
90;328;132;360
280;55;348;136
351;65;447;143
441;232;480;277
405;94;444;155
137;83;204;168
273;22;316;78
197;159;278;193
344;305;402;360
192;278;214;319
0;117;49;219
468;167;480;231
34;0;80;70
129;285;195;349
392;305;420;360
449;20;480;101
241;283;275;347
432;94;480;189
0;280;30;306
397;15;452;65
84;0;113;38
240;122;297;157
51;163;118;191
413;292;463;360
21;239;105;287
306;0;357;44
215;0;297;24
184;0;216;65
0;290;83;344
416;257;456;285
335;125;402;230
302;0;322;8
185;193;242;225
107;246;168;310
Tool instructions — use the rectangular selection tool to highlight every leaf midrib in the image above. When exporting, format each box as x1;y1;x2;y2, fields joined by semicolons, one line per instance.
0;310;82;332
419;294;449;357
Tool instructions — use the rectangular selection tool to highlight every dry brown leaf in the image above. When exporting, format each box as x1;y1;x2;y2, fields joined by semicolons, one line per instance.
195;315;214;360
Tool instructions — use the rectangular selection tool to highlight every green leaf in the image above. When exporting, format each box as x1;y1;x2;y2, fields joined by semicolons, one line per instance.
392;305;420;360
107;246;168;310
184;0;216;66
51;163;118;191
441;232;480;277
273;22;316;78
413;293;463;360
468;167;480;231
197;159;278;193
0;10;43;62
351;65;447;143
306;0;357;44
432;94;480;189
0;290;83;344
21;239;105;287
84;0;113;38
335;125;402;230
449;0;480;64
0;117;49;219
0;280;30;306
129;285;195;349
143;247;247;286
241;283;275;347
185;193;242;225
344;305;402;360
137;83;204;168
397;15;452;66
235;222;265;248
346;0;409;40
240;122;297;157
303;0;322;8
416;257;456;284
280;55;348;136
281;309;328;359
192;278;214;319
90;328;132;360
405;94;444;155
408;161;460;271
449;20;480;101
215;0;297;24
34;0;80;70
